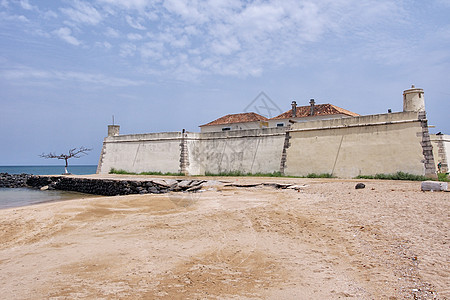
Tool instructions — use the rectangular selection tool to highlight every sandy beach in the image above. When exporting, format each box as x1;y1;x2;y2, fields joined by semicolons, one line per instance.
0;176;448;299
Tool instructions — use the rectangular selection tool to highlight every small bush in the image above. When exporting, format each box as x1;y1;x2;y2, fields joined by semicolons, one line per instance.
437;173;450;182
109;168;183;176
204;171;284;177
306;173;334;178
109;168;135;175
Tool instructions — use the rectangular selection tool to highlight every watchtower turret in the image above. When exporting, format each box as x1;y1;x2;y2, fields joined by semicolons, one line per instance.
403;85;425;112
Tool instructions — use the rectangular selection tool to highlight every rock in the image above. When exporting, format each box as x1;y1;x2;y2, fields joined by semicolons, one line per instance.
355;183;366;189
152;179;177;188
0;173;32;188
40;185;49;191
177;180;193;188
287;184;307;190
421;181;448;192
186;185;202;192
147;186;160;194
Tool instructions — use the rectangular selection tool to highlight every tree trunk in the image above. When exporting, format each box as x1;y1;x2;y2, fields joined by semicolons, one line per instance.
64;158;69;174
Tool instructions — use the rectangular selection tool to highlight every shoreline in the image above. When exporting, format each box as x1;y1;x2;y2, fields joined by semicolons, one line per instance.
0;177;448;299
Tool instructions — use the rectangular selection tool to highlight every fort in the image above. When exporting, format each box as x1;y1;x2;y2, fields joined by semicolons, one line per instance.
96;86;449;178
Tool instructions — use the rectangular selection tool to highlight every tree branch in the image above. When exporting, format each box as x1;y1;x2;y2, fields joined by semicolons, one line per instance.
39;147;92;160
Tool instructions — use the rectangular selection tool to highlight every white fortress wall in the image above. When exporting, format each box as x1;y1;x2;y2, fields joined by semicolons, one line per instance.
97;109;438;178
186;128;286;175
97;132;183;174
284;111;430;178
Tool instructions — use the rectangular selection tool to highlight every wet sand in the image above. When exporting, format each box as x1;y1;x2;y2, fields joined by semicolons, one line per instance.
0;177;448;299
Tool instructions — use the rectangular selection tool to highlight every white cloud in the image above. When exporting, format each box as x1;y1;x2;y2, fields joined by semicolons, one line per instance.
120;43;137;57
60;1;102;25
97;0;150;10
53;27;81;46
4;0;418;80
95;41;112;49
105;27;120;38
163;0;207;23
125;15;146;30
86;0;408;79
0;11;29;22
127;33;143;40
1;65;144;87
211;36;240;55
43;10;58;19
19;0;35;10
140;41;164;59
436;0;450;6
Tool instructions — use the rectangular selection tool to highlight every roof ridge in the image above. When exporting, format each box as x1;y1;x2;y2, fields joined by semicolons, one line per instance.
200;111;268;127
270;102;359;119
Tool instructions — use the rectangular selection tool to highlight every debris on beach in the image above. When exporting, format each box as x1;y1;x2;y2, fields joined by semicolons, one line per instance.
355;183;366;189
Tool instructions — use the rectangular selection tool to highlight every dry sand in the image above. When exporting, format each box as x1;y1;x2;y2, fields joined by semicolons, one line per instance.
0;177;448;299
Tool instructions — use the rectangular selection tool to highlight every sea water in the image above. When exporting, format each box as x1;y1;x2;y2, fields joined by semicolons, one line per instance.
0;188;95;210
0;165;97;175
0;165;98;209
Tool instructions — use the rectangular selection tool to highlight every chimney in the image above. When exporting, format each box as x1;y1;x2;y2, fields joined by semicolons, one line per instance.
108;125;120;137
309;99;315;116
291;101;297;117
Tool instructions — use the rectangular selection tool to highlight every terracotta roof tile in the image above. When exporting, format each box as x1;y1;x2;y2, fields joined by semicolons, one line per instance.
200;112;268;127
271;104;359;120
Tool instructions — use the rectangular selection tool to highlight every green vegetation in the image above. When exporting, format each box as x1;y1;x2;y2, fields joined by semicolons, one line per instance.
437;173;450;182
204;171;284;177
109;168;184;176
355;171;432;181
204;171;334;178
306;173;334;178
110;168;337;178
110;168;449;182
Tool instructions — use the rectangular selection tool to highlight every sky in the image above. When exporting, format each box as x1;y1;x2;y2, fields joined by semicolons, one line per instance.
1;0;449;166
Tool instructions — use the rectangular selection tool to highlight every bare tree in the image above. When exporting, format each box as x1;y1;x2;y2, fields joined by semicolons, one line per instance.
40;147;92;174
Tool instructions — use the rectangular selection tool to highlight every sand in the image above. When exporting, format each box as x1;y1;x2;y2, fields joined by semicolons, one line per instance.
0;177;448;299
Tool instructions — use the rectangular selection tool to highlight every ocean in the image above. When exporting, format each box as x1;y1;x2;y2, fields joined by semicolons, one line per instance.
0;165;98;210
0;165;97;175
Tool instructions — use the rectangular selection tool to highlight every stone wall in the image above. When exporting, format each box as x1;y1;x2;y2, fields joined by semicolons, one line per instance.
186;128;286;175
0;173;31;188
285;111;433;178
97;132;182;174
96;111;442;178
97;128;286;175
26;176;207;196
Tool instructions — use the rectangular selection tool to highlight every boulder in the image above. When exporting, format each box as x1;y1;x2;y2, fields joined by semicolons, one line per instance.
421;181;448;192
355;183;366;189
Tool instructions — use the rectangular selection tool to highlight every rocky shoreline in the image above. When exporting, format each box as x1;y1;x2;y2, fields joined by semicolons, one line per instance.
0;173;31;188
0;173;210;196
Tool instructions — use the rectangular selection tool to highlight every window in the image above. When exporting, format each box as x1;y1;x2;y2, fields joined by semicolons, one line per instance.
222;127;231;131
277;123;284;127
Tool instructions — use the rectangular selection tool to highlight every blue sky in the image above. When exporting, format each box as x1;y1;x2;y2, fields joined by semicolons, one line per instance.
1;0;449;165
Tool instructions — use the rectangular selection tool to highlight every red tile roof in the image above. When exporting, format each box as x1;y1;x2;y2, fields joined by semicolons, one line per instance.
200;112;269;127
271;104;359;120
